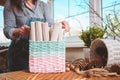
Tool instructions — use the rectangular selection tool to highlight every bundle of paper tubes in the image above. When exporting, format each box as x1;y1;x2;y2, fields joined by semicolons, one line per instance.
29;21;65;41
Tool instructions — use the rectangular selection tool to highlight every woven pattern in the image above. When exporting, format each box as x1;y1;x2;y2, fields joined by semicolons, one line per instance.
102;39;120;67
29;41;65;73
90;38;120;67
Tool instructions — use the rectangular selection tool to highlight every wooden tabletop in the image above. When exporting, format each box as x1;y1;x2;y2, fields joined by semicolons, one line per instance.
0;70;120;80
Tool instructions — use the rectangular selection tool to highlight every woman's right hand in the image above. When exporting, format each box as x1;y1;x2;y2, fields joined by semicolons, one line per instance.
61;21;70;32
13;25;31;38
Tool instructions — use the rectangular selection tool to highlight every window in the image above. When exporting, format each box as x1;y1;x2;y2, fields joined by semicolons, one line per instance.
53;0;90;47
54;0;89;36
102;0;120;38
102;0;120;21
0;6;3;29
41;0;47;3
0;6;11;46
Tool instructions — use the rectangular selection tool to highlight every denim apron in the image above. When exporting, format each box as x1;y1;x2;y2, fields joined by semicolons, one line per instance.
8;18;45;71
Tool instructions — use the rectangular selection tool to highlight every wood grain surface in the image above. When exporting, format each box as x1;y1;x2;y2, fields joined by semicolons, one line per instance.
0;70;120;80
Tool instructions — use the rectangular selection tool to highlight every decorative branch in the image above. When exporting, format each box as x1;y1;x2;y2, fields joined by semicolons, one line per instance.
82;0;120;39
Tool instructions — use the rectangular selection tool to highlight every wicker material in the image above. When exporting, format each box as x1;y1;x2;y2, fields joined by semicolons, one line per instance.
29;41;65;73
0;70;120;80
90;38;120;67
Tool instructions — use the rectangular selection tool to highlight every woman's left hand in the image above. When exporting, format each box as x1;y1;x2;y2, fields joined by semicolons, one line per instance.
61;21;70;32
20;25;31;36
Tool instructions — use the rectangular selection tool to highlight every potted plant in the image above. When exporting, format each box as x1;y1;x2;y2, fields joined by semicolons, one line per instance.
79;24;106;63
80;24;106;48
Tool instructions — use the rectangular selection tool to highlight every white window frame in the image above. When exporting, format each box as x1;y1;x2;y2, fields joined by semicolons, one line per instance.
89;0;102;26
48;0;103;47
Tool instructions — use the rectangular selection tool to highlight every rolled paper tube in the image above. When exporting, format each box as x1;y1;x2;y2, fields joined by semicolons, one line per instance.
30;22;36;41
42;22;50;41
50;23;61;41
53;22;62;29
35;21;43;41
58;23;64;41
58;29;65;41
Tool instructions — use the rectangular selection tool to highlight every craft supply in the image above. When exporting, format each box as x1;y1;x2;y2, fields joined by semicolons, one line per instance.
50;23;62;41
42;22;50;41
58;29;65;41
29;41;65;73
35;21;43;41
30;22;36;41
29;21;65;73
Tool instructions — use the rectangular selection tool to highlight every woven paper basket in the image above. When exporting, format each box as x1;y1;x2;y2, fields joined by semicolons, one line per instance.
29;41;66;73
90;38;120;67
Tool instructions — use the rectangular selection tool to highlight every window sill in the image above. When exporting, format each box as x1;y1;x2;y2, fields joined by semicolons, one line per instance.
65;36;86;48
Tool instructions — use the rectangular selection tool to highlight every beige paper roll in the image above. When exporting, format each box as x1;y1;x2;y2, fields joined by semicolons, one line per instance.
30;22;36;41
58;29;65;41
50;23;62;41
35;21;43;41
42;22;50;41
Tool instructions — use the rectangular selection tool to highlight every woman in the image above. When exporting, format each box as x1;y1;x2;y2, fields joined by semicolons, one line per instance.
4;0;70;71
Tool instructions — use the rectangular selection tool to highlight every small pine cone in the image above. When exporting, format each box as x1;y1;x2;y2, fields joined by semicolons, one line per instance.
72;58;90;71
66;67;70;72
70;64;75;70
110;64;120;74
66;62;71;67
88;61;103;69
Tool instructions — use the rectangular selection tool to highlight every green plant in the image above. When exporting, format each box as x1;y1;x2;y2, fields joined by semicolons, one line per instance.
79;24;106;47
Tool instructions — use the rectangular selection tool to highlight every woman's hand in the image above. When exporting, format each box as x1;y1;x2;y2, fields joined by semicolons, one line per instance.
61;21;70;32
21;25;31;36
13;25;30;38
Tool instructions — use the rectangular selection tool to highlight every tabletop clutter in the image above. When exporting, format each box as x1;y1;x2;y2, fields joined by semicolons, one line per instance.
0;21;120;80
65;38;120;77
28;21;120;77
29;21;66;73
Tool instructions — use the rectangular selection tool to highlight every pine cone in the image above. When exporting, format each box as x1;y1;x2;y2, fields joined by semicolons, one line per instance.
110;64;120;74
88;61;104;69
72;58;90;71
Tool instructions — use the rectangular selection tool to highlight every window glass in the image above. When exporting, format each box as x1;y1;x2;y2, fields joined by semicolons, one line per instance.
102;0;120;20
0;6;11;45
54;0;89;36
0;6;3;28
41;0;47;3
102;0;120;36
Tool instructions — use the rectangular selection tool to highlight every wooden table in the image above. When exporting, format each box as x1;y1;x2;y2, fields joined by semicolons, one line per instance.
0;70;120;80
